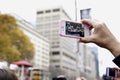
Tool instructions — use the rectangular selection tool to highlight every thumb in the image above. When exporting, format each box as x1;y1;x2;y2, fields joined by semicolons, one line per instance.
79;37;92;43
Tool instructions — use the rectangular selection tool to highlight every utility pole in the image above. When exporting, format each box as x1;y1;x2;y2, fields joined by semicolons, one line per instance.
75;0;81;79
75;0;77;21
75;0;79;54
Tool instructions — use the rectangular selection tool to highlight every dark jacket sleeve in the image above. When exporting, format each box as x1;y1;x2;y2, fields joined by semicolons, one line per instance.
113;55;120;68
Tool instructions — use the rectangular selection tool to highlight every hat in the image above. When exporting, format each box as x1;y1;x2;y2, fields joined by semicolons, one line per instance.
9;64;18;70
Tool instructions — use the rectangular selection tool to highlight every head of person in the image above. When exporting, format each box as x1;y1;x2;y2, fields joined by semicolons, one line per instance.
0;69;18;80
56;75;67;80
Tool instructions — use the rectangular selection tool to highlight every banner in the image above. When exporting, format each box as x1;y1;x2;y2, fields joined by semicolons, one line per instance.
80;8;91;20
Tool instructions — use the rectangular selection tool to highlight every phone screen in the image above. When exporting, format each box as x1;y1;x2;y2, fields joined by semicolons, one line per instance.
59;20;90;38
106;68;117;78
65;21;84;37
109;68;116;77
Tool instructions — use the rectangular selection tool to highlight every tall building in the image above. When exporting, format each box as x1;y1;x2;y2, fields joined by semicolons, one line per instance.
36;6;77;78
78;45;97;80
91;47;100;79
84;46;97;80
12;14;50;72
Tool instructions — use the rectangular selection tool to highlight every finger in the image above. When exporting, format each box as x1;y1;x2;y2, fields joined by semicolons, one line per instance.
79;37;93;43
81;19;94;28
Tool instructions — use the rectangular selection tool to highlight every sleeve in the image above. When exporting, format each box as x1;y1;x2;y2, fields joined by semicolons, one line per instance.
113;55;120;68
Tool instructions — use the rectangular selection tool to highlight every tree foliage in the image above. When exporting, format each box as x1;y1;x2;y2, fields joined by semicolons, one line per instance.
0;14;35;63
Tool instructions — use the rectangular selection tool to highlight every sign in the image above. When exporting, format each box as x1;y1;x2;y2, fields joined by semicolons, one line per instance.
80;8;91;20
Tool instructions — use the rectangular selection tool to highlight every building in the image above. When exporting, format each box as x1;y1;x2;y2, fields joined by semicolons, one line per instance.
85;46;97;80
91;47;100;79
13;15;50;71
78;44;98;80
36;6;77;79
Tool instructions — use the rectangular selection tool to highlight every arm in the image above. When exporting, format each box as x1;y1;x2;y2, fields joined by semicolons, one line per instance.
79;19;120;67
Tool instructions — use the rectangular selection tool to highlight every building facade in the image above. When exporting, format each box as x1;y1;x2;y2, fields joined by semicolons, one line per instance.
78;44;98;80
16;17;50;71
36;6;77;78
91;47;100;79
35;6;99;80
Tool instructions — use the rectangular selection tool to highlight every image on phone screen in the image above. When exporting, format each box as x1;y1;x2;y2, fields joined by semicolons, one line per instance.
65;21;84;37
59;20;91;38
109;68;116;77
106;68;117;78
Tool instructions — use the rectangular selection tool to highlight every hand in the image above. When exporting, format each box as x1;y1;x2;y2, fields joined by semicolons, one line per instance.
79;19;120;57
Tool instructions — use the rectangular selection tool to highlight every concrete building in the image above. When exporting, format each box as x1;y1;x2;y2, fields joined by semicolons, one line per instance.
78;44;98;80
14;15;50;71
91;47;100;79
36;6;77;78
85;46;97;80
76;43;85;76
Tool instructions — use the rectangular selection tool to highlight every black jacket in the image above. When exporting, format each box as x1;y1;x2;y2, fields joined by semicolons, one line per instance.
113;55;120;67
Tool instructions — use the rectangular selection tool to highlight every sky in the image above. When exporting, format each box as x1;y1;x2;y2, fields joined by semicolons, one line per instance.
0;0;120;77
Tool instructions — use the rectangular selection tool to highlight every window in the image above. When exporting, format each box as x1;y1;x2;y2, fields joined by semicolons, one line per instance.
37;11;44;14
53;8;60;12
51;45;59;48
52;51;60;55
56;65;60;68
51;60;60;62
45;10;51;13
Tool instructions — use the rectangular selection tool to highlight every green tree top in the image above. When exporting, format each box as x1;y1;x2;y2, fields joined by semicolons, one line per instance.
0;14;35;63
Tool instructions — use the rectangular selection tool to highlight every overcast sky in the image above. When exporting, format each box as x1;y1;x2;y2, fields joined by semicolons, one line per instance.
0;0;120;77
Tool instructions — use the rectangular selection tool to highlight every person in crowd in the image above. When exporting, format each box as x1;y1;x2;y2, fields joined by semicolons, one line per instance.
79;19;120;80
57;75;66;80
0;69;18;80
9;64;19;74
23;68;30;80
53;75;67;80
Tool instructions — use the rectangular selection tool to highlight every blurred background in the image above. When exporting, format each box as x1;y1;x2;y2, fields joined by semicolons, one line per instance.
0;0;120;80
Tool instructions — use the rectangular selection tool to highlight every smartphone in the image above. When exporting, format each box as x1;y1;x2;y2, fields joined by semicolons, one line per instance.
106;67;118;78
59;20;91;38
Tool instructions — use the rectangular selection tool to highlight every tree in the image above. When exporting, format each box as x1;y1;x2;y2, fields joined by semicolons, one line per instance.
0;14;35;63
